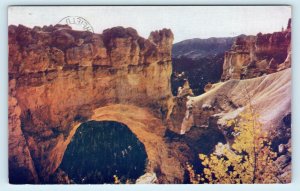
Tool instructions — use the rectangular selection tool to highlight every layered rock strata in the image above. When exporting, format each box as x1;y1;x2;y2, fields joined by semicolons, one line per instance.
8;24;188;183
221;19;291;80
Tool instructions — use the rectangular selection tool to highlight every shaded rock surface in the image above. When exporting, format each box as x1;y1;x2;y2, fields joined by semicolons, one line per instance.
49;168;72;184
9;79;39;184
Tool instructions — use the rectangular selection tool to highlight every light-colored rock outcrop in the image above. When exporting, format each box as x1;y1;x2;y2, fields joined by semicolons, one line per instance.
182;68;291;132
181;68;291;182
136;172;158;184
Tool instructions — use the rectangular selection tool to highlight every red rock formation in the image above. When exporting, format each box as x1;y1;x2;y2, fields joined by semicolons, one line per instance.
9;24;190;183
221;19;291;80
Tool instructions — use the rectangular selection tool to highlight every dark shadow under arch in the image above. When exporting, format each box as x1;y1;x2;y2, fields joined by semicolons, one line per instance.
59;120;148;184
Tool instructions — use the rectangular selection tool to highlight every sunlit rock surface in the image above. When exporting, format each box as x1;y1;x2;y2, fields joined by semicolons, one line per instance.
221;19;291;80
8;24;189;183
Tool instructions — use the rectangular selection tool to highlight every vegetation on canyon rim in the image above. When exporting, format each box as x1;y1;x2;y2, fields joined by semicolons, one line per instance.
186;102;282;184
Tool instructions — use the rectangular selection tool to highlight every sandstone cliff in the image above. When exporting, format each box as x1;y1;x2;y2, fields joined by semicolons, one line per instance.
8;24;190;183
221;19;291;80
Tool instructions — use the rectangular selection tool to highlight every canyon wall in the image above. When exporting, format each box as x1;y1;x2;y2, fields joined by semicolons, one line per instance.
179;19;292;182
8;24;188;183
221;19;291;80
181;69;291;182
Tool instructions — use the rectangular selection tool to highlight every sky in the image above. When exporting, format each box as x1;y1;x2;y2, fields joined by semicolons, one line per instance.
8;6;291;43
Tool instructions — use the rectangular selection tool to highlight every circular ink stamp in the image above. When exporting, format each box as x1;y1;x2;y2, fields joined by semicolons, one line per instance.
58;16;94;33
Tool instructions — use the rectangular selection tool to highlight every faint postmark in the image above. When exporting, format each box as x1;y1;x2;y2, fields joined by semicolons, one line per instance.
58;16;94;33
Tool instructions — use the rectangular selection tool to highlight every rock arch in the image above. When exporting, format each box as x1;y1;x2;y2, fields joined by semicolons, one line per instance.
49;104;182;183
8;25;188;183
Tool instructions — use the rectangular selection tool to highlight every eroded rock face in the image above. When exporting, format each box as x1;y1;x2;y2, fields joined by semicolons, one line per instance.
8;24;190;183
9;79;39;184
221;19;291;80
186;69;291;132
181;68;291;182
176;19;292;182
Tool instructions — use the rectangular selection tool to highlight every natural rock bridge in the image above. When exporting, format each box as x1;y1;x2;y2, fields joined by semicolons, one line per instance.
9;25;190;183
9;22;292;184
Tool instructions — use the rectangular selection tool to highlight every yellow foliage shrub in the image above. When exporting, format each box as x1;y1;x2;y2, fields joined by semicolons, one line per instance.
187;106;282;184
